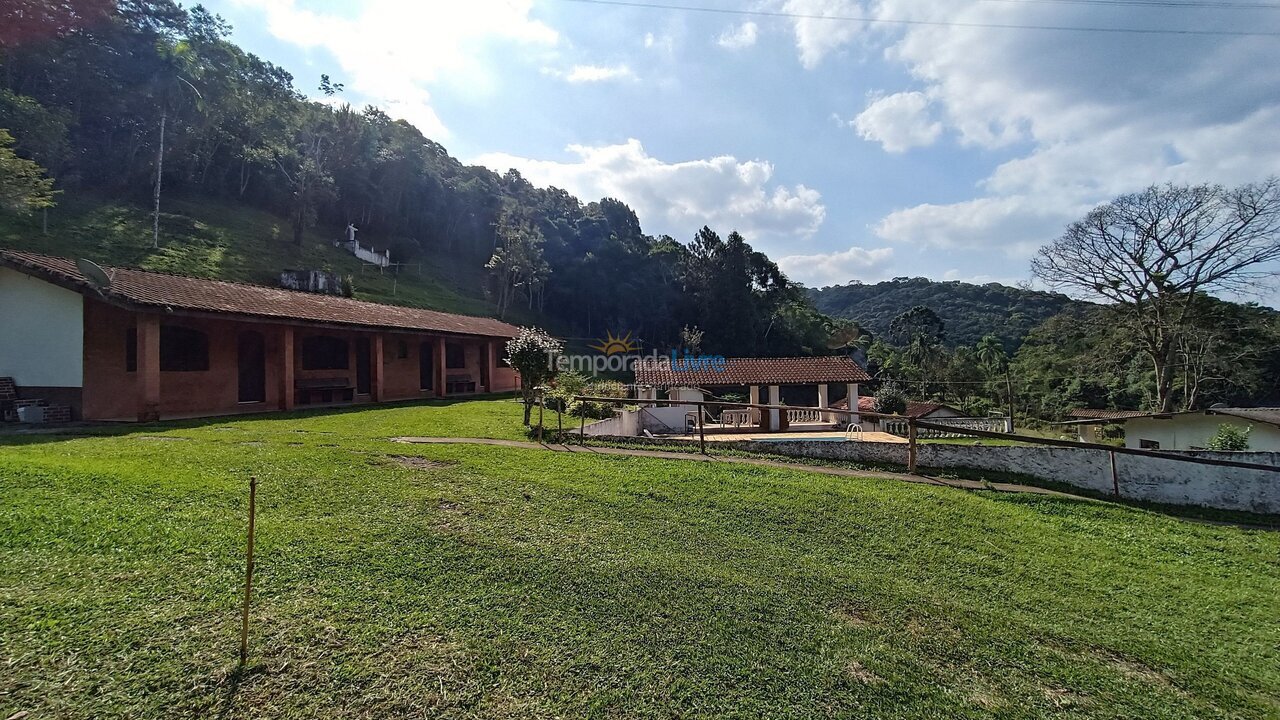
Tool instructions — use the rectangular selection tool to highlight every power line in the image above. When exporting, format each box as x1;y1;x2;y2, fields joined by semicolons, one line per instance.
555;0;1280;36
981;0;1280;9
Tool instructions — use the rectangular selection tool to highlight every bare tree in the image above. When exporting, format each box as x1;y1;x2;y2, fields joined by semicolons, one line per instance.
1032;179;1280;412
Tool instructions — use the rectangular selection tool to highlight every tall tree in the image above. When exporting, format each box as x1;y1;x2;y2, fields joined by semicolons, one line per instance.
0;128;57;214
486;205;549;318
1032;180;1280;412
975;333;1014;427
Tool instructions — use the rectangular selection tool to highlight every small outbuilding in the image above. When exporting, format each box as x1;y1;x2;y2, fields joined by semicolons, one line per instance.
1063;407;1280;451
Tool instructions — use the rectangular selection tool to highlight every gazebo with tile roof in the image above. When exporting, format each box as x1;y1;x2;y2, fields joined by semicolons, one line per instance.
632;355;870;431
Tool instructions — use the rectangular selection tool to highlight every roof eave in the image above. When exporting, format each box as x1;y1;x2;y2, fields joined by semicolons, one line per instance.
2;253;518;340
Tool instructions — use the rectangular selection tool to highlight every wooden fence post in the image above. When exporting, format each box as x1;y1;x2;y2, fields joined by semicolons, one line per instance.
698;405;706;455
1110;450;1120;497
907;420;918;474
239;476;257;667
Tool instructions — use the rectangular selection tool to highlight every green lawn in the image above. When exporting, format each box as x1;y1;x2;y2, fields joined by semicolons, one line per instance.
2;400;1278;718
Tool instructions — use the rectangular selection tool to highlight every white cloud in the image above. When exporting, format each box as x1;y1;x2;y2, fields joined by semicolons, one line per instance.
472;139;826;248
851;91;942;153
717;22;759;49
643;31;675;54
238;0;559;138
546;64;637;83
803;0;1280;263
781;0;868;69
777;245;894;286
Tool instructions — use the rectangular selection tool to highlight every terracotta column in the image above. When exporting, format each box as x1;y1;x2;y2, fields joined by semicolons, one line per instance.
485;339;498;392
371;334;385;402
136;314;161;421
435;337;447;397
278;326;295;411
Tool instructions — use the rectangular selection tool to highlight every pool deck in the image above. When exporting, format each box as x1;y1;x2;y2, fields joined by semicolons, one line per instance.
676;430;909;444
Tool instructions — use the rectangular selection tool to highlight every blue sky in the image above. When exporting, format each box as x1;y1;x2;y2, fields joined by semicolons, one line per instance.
207;0;1280;299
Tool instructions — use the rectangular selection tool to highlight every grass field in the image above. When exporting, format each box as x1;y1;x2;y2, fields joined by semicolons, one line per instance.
2;399;1279;718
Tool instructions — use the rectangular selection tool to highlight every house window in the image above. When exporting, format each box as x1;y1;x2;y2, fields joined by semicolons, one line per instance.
397;340;409;359
445;343;466;369
301;335;349;370
1139;439;1160;450
125;328;137;372
159;325;210;372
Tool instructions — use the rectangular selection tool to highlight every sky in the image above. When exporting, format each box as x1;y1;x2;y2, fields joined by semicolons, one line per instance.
207;0;1280;300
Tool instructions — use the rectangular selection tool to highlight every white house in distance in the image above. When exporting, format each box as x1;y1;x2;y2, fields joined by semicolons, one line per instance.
1067;407;1280;451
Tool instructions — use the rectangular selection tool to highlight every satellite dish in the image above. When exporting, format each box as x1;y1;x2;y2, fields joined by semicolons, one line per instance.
76;258;112;291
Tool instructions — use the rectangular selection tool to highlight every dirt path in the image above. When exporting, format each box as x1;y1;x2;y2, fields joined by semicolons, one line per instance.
390;436;1090;501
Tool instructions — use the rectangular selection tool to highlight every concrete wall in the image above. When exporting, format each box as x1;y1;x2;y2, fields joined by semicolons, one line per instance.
744;438;1280;515
1127;415;1280;452
0;266;84;388
585;406;689;436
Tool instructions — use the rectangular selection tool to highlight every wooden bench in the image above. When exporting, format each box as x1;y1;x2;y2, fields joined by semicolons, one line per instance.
295;377;354;405
445;374;477;394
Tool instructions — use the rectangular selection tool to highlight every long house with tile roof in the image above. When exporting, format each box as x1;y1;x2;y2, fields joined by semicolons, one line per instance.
0;251;522;421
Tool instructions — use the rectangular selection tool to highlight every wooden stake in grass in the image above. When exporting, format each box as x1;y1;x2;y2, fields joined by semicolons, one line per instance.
907;421;918;474
239;476;258;667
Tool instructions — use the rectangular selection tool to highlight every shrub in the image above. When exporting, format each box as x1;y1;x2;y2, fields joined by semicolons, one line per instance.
572;379;629;419
546;371;589;415
1206;423;1251;451
873;381;907;415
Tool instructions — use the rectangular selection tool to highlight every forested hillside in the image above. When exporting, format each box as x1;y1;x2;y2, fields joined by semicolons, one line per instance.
0;0;834;356
808;277;1085;351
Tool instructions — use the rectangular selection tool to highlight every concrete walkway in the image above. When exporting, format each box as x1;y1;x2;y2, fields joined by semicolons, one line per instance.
390;436;1089;501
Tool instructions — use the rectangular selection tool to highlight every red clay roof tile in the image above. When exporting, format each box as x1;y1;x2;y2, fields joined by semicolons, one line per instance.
1;250;520;338
633;355;869;386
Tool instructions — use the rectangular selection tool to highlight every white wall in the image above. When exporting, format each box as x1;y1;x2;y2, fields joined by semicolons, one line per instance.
1127;415;1280;452
0;267;83;387
741;438;1280;515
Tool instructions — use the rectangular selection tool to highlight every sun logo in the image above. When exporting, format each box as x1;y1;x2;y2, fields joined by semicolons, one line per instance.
590;330;639;356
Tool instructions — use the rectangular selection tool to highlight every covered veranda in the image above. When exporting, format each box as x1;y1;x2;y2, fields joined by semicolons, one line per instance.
631;356;871;434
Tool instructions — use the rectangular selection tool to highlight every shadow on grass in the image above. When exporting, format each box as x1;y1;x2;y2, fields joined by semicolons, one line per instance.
214;663;268;720
0;393;521;447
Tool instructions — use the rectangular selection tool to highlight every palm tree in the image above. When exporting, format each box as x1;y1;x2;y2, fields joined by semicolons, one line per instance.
976;334;1014;430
